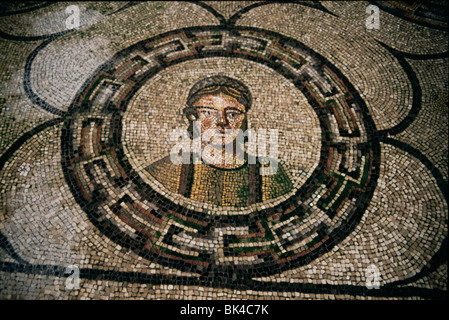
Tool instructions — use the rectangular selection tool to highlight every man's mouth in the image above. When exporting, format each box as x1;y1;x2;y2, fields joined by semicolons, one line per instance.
211;133;229;141
202;129;235;144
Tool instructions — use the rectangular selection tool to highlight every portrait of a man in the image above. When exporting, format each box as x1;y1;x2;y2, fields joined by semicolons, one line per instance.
146;75;293;207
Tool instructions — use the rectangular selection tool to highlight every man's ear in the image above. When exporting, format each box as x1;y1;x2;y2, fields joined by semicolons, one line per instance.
241;117;248;131
183;106;198;121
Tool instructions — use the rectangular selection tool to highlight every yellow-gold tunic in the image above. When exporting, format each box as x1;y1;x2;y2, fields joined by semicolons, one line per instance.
146;155;292;207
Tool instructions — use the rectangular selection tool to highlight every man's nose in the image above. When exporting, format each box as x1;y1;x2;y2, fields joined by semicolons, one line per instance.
217;110;229;127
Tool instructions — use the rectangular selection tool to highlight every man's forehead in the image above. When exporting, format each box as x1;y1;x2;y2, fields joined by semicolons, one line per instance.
193;94;246;112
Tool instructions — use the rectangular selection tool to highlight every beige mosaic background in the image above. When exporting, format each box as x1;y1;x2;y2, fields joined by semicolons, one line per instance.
0;1;447;300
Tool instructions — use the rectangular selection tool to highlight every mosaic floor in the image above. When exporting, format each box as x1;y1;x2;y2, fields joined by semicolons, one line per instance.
0;1;447;300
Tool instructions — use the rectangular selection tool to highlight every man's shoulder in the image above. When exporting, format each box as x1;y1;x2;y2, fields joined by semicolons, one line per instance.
146;155;181;172
245;155;288;177
247;154;281;166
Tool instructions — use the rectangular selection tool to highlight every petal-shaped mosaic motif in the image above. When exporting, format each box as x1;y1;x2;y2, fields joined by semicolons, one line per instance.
0;1;447;300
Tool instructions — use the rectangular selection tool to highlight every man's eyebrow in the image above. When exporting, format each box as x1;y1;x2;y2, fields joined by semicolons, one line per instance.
195;106;218;111
195;106;244;113
224;107;244;113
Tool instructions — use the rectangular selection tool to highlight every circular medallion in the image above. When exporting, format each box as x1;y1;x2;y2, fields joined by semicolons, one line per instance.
62;26;380;276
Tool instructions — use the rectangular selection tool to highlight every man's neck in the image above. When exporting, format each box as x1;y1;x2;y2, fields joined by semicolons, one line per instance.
200;145;246;169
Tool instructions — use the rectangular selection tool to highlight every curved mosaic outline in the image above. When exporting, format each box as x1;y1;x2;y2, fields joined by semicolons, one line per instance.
376;41;449;138
0;2;55;17
370;1;449;32
0;2;146;117
0;1;446;298
0;259;446;299
380;137;448;287
225;0;338;26
185;1;338;28
61;25;380;278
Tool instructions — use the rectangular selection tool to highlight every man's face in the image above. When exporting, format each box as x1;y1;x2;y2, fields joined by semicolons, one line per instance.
192;93;246;147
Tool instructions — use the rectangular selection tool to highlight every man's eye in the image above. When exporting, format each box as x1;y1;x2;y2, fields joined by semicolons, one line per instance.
228;112;241;119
